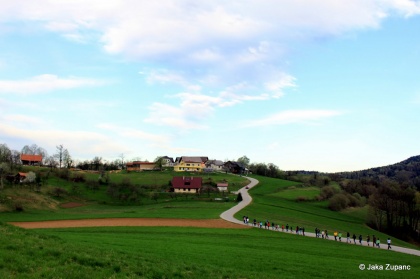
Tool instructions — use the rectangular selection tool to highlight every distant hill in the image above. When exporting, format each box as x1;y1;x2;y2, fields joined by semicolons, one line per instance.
336;155;420;189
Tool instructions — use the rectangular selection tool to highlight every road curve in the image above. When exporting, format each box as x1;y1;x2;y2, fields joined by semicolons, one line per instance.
220;176;420;257
220;176;259;224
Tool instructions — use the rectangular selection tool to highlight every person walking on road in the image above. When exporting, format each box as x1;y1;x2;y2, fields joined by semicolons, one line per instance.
387;238;392;250
367;235;370;246
372;235;376;248
359;235;363;245
352;234;357;244
376;238;381;248
346;232;350;243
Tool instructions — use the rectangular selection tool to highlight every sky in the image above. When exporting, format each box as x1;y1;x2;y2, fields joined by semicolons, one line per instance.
1;0;420;172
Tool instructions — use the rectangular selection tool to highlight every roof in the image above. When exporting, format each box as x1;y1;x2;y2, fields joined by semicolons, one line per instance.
217;183;228;187
126;161;155;166
20;154;43;162
172;176;203;189
176;156;208;163
18;172;27;177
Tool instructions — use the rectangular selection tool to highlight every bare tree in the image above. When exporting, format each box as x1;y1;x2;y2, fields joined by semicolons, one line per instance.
54;147;65;169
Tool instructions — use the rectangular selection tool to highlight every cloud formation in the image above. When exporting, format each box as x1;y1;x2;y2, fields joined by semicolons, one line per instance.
246;109;343;127
0;74;104;94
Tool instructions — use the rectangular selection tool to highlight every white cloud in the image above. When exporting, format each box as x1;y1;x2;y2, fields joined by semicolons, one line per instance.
0;74;105;94
246;109;343;127
2;1;419;60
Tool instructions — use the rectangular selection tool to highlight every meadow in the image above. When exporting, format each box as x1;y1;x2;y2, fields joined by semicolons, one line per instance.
1;171;419;278
1;223;418;279
236;175;418;249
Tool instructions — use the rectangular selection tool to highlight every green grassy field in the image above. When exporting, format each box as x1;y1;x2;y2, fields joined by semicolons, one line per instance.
1;171;419;278
236;175;418;249
1;223;418;279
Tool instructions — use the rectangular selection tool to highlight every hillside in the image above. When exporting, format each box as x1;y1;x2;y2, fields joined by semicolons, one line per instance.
336;155;420;188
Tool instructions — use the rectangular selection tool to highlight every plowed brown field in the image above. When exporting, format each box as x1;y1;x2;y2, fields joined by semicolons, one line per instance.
9;218;248;229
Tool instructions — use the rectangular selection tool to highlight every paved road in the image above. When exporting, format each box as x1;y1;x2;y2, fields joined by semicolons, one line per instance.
220;176;420;257
220;176;259;225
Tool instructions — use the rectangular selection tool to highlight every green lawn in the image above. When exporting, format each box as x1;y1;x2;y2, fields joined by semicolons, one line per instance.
1;223;417;279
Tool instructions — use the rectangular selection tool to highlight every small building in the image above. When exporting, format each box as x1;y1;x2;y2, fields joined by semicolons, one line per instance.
205;160;225;171
18;172;27;183
160;156;175;167
216;182;228;192
20;154;43;166
126;161;156;172
171;176;202;194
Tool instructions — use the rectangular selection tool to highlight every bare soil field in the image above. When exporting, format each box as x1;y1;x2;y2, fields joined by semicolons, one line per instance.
9;218;248;229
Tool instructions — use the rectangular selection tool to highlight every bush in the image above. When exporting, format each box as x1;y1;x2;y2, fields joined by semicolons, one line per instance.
328;193;350;211
319;186;337;200
72;173;86;183
296;196;308;202
50;187;68;198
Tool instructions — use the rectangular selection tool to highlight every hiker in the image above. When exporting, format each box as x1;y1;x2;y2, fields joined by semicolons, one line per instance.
338;232;342;241
333;231;338;241
372;235;376;248
253;219;257;226
359;235;363;245
387;238;391;250
321;230;325;239
296;226;299;235
346;232;350;243
286;224;289;232
302;227;305;236
267;221;270;230
352;234;357;244
325;230;329;239
367;235;370;246
259;221;263;228
281;224;284;231
376;238;380;248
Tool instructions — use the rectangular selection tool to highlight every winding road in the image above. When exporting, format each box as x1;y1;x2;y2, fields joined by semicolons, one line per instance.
220;176;420;257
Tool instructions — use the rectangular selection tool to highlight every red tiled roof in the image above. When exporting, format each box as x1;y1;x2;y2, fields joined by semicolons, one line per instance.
217;183;228;187
20;154;43;162
172;177;202;189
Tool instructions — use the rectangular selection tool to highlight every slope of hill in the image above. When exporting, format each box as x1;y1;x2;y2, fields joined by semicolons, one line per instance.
336;155;420;188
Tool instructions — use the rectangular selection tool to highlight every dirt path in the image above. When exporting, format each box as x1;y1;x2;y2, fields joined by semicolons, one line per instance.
9;218;248;229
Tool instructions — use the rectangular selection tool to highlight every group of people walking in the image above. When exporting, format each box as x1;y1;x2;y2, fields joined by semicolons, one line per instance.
243;216;392;250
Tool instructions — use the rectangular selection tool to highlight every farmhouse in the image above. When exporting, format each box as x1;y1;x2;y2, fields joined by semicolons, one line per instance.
174;156;208;172
205;160;225;171
160;156;175;167
171;176;202;193
224;161;247;174
126;161;156;172
20;154;42;166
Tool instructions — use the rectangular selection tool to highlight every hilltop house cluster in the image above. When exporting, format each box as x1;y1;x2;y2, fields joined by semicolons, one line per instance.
16;153;247;194
125;156;248;194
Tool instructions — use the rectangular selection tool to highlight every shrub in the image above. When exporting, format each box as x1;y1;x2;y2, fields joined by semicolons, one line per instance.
328;193;350;211
296;196;307;202
50;187;68;198
319;186;337;200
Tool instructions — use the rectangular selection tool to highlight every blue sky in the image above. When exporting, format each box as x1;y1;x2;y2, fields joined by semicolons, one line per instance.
1;0;420;172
